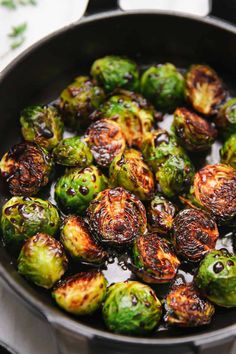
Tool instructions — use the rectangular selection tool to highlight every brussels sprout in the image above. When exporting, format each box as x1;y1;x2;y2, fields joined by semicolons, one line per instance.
173;107;217;152
86;118;126;167
1;196;60;251
0;142;53;196
109;149;155;201
60;215;107;263
164;283;215;327
220;134;236;169
131;233;180;283
103;281;162;334
185;65;226;116
147;194;176;234
60;76;105;131
140;63;185;111
55;165;108;214
215;98;236;138
86;187;147;246
20;105;64;151
172;209;219;262
91;56;139;92
52;271;107;315
53;136;93;167
195;249;236;307
18;233;68;289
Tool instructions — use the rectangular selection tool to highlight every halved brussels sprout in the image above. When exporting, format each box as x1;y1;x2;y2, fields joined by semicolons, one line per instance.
173;107;217;152
86;187;147;246
141;63;185;111
20;105;64;151
131;233;180;283
52;271;107;315
109;149;155;201
220;134;236;169
0;142;53;196
60;215;107;264
102;281;162;334
86;118;126;167
185;65;226;116
172;209;219;262
164;283;215;327
55;165;108;214
53;136;93;167
215;98;236;138
18;233;68;289
91;56;139;92
195;249;236;307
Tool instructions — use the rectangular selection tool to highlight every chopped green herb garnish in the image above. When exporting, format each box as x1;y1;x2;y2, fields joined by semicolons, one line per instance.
0;0;36;9
8;22;27;50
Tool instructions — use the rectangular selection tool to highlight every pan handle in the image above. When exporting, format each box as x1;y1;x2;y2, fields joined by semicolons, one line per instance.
84;0;120;16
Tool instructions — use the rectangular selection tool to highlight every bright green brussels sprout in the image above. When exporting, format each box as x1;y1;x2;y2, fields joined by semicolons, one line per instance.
91;56;139;92
109;149;155;201
53;136;93;167
140;63;185;111
60;215;107;263
220;134;236;169
1;196;60;251
102;281;162;334
0;142;53;196
20;105;64;151
18;233;68;289
173;107;217;152
195;249;236;307
216;98;236;138
60;76;105;131
55;165;108;214
52;271;107;315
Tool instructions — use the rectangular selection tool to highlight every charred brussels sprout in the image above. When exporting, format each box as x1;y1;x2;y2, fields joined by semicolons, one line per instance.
53;136;93;167
215;98;236;137
60;76;105;131
172;209;219;262
220;134;236;169
141;63;185;111
186;65;226;116
87;187;147;246
91;56;139;92
109;149;155;201
102;281;162;334
20;105;63;151
195;249;236;307
55;166;108;214
60;216;107;264
86;119;126;167
52;271;107;315
18;233;68;289
0;142;53;196
164;283;215;327
131;233;180;283
173;107;217;152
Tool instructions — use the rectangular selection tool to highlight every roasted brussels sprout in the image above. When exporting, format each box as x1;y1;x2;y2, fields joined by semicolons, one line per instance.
53;136;93;167
147;194;176;234
18;233;68;289
172;209;219;262
102;281;162;334
109;149;155;201
60;215;107;263
1;196;60;251
86;118;126;167
141;63;185;111
195;249;236;307
52;271;107;315
20;105;64;151
60;76;105;131
0;142;53;196
164;283;215;327
132;233;180;283
220;134;236;169
173;107;217;152
185;65;226;116
86;187;147;246
91;56;139;92
215;98;236;137
55;166;108;214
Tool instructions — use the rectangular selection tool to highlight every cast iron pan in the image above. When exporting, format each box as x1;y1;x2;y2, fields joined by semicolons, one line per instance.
0;1;236;353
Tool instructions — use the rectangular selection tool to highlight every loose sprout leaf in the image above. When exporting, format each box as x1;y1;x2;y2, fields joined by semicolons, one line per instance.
10;36;26;49
0;0;36;8
8;22;27;38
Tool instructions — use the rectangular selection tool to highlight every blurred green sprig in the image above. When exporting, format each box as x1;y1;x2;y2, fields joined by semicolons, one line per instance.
8;22;27;49
0;0;36;9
